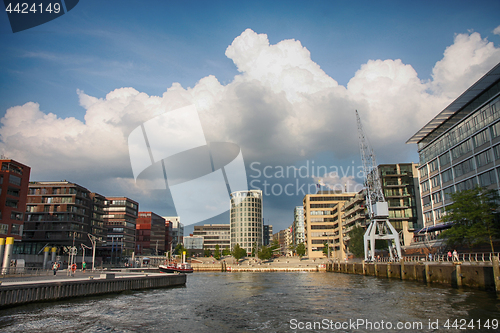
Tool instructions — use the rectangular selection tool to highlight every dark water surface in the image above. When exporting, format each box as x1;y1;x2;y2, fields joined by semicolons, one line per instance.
1;272;500;332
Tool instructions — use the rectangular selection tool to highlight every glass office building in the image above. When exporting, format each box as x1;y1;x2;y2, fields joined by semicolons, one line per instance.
408;62;500;227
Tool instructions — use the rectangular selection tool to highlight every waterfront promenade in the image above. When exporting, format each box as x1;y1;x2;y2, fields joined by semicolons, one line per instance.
0;269;186;308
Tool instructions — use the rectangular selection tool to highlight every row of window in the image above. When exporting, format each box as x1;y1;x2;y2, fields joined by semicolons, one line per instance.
422;168;500;209
419;94;500;164
421;145;500;192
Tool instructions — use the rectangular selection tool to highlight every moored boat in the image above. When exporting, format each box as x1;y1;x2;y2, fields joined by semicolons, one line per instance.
159;261;193;273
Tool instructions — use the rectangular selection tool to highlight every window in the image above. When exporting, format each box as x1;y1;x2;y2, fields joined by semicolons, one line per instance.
439;153;451;167
8;175;21;186
432;191;442;204
421;180;429;192
0;224;8;234
434;208;444;221
11;224;22;235
441;169;453;183
429;159;438;172
491;121;500;139
456;178;477;192
424;211;433;223
431;175;441;188
473;129;489;147
443;186;455;200
419;166;428;178
451;140;472;160
476;150;492;168
494;145;500;160
479;170;497;187
454;158;475;177
422;195;431;207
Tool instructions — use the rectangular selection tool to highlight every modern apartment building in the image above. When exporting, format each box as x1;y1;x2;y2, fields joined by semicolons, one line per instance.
263;224;272;246
408;62;500;228
22;181;99;257
193;224;230;251
183;235;204;256
102;197;138;263
0;159;30;241
165;217;183;249
341;190;367;250
293;206;305;246
379;163;423;245
230;190;263;255
303;190;355;259
136;212;166;255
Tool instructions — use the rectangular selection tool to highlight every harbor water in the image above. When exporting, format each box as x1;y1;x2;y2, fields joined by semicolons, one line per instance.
1;272;500;332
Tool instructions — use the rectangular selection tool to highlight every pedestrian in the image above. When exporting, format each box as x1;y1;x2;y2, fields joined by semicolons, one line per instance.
453;249;459;262
428;253;433;261
82;261;86;273
447;251;452;261
52;262;58;275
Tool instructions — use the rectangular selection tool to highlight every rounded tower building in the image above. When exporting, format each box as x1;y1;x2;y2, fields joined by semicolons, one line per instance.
230;190;263;255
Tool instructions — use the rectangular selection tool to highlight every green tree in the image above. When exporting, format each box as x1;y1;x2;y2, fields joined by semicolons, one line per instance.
258;245;272;260
295;243;306;258
204;248;211;257
440;187;500;252
214;244;221;260
222;248;231;256
348;225;365;257
322;242;329;257
251;242;257;257
232;243;246;261
173;243;186;256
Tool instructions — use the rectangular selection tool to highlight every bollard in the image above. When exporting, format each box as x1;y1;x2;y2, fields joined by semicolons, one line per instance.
2;237;14;274
493;256;500;293
43;247;50;270
0;238;4;269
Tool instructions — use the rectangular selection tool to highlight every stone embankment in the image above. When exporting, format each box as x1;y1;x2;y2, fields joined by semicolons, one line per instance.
327;257;500;292
0;272;186;308
191;257;328;272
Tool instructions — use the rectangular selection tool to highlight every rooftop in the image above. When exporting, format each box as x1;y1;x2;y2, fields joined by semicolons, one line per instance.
407;62;500;145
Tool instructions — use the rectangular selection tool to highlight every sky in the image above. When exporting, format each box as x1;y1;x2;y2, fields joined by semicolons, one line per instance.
1;0;500;235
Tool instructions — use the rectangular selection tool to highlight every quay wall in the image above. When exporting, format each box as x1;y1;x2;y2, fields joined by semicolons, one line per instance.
0;274;186;308
328;261;498;291
191;262;327;272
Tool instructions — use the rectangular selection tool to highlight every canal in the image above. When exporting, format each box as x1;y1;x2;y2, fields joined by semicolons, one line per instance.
1;272;499;332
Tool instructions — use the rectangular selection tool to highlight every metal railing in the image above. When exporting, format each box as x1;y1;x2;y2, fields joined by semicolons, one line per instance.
398;252;500;263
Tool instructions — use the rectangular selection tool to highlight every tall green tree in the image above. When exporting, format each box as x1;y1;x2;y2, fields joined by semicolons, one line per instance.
173;243;186;256
295;243;306;258
214;244;221;260
348;225;365;258
322;242;329;257
258;245;272;260
232;243;246;261
222;248;231;256
440;187;500;252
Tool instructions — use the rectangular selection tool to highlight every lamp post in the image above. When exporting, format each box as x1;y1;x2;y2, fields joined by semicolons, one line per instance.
87;233;98;271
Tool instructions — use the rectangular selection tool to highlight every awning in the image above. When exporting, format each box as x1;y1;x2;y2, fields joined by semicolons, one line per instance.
414;223;453;234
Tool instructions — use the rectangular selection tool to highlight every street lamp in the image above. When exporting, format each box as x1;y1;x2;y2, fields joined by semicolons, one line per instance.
88;233;99;271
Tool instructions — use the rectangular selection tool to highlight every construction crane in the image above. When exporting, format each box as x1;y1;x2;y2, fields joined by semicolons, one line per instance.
355;110;402;261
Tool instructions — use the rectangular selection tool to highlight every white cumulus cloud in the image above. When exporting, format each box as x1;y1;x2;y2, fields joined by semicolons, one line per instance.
0;29;498;196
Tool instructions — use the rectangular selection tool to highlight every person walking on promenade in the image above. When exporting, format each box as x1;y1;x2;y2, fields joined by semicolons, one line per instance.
453;249;459;262
448;251;452;261
428;253;433;261
82;261;86;273
52;262;58;275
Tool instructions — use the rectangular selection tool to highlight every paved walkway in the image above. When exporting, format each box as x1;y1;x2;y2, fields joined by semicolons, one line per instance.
0;270;156;286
